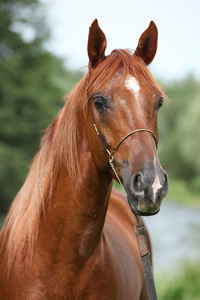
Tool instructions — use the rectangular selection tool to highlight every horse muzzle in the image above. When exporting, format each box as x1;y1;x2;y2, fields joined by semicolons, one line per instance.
125;168;169;216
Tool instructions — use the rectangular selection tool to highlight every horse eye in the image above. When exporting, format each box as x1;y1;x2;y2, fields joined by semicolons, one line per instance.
94;98;105;110
158;97;164;109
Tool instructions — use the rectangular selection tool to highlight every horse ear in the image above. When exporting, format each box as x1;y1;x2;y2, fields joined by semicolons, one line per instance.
135;21;158;66
88;19;107;67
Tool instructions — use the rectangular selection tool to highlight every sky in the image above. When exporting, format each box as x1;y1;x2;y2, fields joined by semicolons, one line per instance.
42;0;200;80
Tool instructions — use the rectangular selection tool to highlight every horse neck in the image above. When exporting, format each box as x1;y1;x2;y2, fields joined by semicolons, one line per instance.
36;101;113;270
0;86;113;277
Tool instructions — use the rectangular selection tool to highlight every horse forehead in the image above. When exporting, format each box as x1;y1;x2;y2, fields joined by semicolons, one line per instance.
124;75;141;101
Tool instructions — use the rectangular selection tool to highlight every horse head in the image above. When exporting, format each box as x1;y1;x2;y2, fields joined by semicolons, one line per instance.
86;19;168;216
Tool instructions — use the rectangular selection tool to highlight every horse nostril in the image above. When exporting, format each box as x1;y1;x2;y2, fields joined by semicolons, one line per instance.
164;173;167;184
135;174;141;189
162;172;169;196
132;172;144;193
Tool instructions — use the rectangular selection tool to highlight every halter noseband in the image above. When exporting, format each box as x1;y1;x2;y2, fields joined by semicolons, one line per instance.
86;77;158;190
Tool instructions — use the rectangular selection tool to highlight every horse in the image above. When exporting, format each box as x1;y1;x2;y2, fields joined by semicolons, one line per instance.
0;19;168;299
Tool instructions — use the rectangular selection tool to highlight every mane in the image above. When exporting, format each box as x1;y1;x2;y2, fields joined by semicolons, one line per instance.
0;74;88;273
0;49;164;273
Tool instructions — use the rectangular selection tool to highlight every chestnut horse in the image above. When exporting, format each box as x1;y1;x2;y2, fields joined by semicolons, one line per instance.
0;20;168;299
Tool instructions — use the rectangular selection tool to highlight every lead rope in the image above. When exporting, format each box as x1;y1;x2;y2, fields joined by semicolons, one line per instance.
87;77;158;300
110;156;157;300
110;158;158;300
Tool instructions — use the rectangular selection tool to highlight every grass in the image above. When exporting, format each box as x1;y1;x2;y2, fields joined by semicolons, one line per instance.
156;262;200;300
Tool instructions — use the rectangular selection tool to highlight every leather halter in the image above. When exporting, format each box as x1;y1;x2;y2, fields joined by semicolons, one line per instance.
86;77;158;165
86;76;158;300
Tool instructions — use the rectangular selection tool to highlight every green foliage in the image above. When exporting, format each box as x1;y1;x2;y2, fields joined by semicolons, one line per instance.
156;262;200;300
167;179;200;205
179;96;200;173
0;0;82;211
158;75;200;202
190;176;200;195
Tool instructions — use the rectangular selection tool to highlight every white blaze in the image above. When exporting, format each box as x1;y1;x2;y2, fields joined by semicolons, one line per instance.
125;75;141;102
152;175;162;202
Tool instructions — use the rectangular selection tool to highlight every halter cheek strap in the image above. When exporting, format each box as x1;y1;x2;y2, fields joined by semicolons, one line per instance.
86;77;158;191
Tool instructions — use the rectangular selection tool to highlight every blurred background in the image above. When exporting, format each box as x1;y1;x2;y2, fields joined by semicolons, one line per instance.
0;0;200;298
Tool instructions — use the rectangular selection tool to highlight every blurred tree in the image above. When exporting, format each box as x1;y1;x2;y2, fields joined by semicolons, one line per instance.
179;95;200;176
158;75;200;186
0;0;82;211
